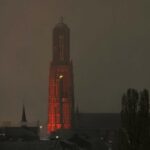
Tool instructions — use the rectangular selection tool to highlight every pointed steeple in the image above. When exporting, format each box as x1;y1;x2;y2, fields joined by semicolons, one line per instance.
21;105;27;127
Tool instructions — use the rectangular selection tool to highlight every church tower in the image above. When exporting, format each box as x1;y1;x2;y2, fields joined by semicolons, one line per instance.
48;18;74;133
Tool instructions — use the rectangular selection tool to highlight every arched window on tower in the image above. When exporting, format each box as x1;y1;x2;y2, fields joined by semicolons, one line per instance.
59;35;64;61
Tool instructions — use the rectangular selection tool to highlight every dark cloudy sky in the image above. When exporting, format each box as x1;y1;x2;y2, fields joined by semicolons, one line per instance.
0;0;150;124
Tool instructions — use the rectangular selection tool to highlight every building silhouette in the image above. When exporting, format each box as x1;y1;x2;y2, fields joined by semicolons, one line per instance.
0;105;39;141
47;18;74;133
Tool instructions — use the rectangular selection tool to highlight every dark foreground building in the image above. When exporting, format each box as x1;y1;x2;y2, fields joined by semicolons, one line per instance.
0;127;39;141
0;113;120;150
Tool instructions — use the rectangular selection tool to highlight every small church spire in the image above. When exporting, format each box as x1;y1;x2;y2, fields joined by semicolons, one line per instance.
21;105;27;127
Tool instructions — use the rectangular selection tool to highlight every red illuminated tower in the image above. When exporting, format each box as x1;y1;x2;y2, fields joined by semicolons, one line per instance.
48;18;74;133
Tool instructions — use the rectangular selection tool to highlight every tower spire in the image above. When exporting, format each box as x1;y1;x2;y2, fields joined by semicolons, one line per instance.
21;105;27;127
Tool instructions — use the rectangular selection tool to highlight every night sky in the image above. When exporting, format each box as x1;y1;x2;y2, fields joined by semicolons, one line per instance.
0;0;150;124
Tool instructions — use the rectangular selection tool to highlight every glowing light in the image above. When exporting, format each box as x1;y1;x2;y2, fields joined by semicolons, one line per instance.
59;75;63;79
56;135;59;139
39;125;43;129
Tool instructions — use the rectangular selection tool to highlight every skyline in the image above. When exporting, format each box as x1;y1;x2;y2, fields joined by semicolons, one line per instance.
0;0;150;123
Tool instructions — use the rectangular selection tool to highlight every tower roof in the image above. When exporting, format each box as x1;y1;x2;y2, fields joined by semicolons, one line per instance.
54;17;69;30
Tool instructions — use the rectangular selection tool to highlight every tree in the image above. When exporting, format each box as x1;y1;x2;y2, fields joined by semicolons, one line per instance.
120;88;150;150
137;89;150;149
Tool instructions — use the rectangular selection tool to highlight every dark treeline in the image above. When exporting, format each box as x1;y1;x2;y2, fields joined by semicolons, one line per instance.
119;88;150;150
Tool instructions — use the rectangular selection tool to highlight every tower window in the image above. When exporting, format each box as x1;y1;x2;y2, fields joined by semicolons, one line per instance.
59;35;64;61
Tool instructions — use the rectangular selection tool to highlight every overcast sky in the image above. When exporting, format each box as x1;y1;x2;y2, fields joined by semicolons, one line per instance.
0;0;150;124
